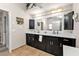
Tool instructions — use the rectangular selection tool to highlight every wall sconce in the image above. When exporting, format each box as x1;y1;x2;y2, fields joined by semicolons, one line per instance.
73;13;79;22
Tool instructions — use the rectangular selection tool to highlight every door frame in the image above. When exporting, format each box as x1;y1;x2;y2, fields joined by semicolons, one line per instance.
0;9;11;53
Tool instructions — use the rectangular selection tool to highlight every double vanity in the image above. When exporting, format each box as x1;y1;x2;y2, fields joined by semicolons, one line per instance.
26;31;76;56
26;10;76;56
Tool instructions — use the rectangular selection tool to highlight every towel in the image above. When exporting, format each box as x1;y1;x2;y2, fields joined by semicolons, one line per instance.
39;35;42;42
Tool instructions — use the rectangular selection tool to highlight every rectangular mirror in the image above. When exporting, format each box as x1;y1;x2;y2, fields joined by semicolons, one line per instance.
35;14;63;31
34;11;74;32
46;15;63;31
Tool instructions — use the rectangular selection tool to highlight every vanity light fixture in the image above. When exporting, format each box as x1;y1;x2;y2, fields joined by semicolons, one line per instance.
51;8;63;13
33;8;63;18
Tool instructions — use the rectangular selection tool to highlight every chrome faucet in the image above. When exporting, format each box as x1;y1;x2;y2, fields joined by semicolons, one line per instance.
53;30;59;34
57;31;59;34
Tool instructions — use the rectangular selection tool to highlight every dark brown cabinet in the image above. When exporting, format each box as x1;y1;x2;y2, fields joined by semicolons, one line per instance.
36;39;45;51
26;34;39;48
62;38;76;47
26;33;76;56
26;34;63;56
43;36;63;56
26;34;46;51
26;34;35;47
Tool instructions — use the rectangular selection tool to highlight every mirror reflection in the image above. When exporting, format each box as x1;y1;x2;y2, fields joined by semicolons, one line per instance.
36;14;63;32
46;16;62;31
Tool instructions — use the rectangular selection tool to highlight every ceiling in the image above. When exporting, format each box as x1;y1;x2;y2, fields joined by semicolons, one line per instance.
37;3;72;9
28;3;73;15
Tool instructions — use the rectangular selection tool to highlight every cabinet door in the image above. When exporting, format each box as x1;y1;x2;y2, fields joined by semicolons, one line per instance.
26;34;35;47
63;38;76;47
33;35;39;48
45;36;63;56
35;35;46;51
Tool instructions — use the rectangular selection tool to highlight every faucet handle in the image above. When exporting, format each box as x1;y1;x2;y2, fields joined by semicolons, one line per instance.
53;30;55;34
57;31;59;34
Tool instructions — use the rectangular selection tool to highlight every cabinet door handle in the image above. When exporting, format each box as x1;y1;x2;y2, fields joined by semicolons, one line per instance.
50;41;53;45
50;41;51;45
60;43;62;47
51;41;53;45
32;38;34;40
64;39;69;41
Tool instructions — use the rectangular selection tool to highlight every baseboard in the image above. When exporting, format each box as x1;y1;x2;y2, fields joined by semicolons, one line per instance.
12;44;26;52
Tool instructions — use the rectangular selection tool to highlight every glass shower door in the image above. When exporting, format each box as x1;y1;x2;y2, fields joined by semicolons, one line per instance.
0;12;6;51
0;15;4;47
0;10;9;52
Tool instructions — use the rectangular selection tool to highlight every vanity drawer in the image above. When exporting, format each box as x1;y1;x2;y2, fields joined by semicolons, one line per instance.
63;38;76;47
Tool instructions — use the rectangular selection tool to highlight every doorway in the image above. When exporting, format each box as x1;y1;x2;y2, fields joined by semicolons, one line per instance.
0;9;9;51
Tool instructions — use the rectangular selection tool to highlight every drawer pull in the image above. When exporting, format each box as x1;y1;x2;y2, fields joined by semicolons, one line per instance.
64;39;69;41
51;42;53;45
60;43;62;47
32;38;34;40
50;42;51;45
50;41;53;45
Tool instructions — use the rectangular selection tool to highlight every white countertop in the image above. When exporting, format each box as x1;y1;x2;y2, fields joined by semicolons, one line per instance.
26;31;76;39
63;45;79;56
